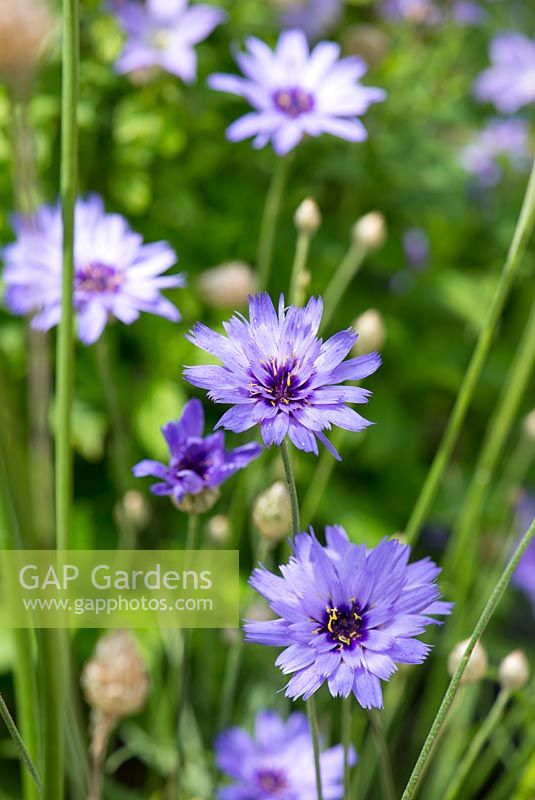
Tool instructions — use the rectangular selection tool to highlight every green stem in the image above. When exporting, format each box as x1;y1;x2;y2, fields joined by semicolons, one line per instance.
280;439;300;535
444;295;535;601
400;514;535;800
442;689;510;800
307;695;324;800
342;696;352;800
185;511;199;552
257;154;293;292
289;231;312;307
369;710;396;800
0;693;42;793
39;629;65;800
404;157;535;546
321;242;366;331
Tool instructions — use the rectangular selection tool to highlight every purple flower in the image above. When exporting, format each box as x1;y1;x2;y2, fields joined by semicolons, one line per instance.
184;293;381;460
380;0;442;25
460;119;531;187
280;0;343;41
403;227;430;270
2;195;184;345
208;29;386;155
133;398;262;505
216;709;355;800
245;527;452;708
513;490;535;614
451;0;486;26
114;0;225;82
474;33;535;114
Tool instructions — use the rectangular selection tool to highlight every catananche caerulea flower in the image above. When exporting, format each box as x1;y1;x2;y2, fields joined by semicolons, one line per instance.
460;119;531;187
513;490;535;615
133;398;262;507
245;527;452;708
184;293;381;460
474;33;535;114
114;0;225;81
216;709;354;800
208;29;386;155
3;195;184;345
279;0;343;41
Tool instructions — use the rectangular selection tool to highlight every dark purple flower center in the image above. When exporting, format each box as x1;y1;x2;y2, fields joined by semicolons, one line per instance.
273;87;315;118
249;356;305;407
255;768;290;794
174;442;213;480
320;602;363;650
76;262;124;294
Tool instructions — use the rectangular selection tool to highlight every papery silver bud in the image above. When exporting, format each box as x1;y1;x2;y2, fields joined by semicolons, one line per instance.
174;487;220;514
0;0;55;87
82;630;150;719
448;639;488;685
198;261;256;309
352;212;387;251
207;514;231;544
294;197;321;235
352;309;386;355
115;490;151;530
499;650;530;691
523;410;535;442
252;481;292;542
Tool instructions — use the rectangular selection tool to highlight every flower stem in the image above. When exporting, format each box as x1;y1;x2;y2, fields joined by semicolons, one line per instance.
257;154;293;292
185;511;199;552
280;438;300;535
404;157;535;546
289;231;312;307
400;514;535;800
442;688;510;800
369;710;396;800
342;696;352;799
307;695;324;800
0;693;42;793
321;242;366;331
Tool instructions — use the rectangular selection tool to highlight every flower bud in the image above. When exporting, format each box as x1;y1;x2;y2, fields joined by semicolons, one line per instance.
448;639;488;685
0;0;55;88
352;212;387;251
294;198;321;235
198;261;256;309
499;650;530;691
175;487;220;515
114;490;151;530
252;481;292;542
207;514;231;544
352;309;386;355
342;25;390;68
82;630;149;719
524;410;535;442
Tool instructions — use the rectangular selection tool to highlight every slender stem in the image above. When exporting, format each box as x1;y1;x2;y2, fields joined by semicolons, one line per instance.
0;693;42;793
321;242;366;331
39;629;65;800
342;696;352;800
307;695;324;800
369;710;396;800
289;231;312;307
400;515;535;800
185;511;199;552
257;154;293;292
280;439;300;535
444;295;535;601
442;689;510;800
404;157;535;546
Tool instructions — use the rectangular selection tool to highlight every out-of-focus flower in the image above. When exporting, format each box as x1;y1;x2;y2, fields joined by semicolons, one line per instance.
245;527;452;707
133;398;262;511
380;0;441;25
252;480;292;542
82;630;150;719
474;33;535;114
114;490;152;530
513;490;535;614
460;119;531;187
208;29;386;156
0;0;55;86
216;709;354;799
294;197;321;235
352;309;386;355
499;650;530;691
185;293;381;460
198;261;256;308
342;25;390;69
113;0;225;82
448;639;488;684
403;227;429;270
277;0;343;41
353;211;386;251
451;0;486;26
207;513;231;544
2;195;184;345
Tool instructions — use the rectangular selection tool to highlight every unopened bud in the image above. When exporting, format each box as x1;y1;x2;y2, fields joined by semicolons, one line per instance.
198;261;256;309
352;212;386;251
342;25;390;67
499;650;530;691
174;487;220;515
115;490;151;530
524;410;535;442
0;0;55;88
207;514;231;544
252;481;292;542
294;198;321;235
352;309;386;355
448;639;488;684
82;630;149;720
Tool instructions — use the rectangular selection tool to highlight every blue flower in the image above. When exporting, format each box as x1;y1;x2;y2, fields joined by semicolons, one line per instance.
513;490;535;615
